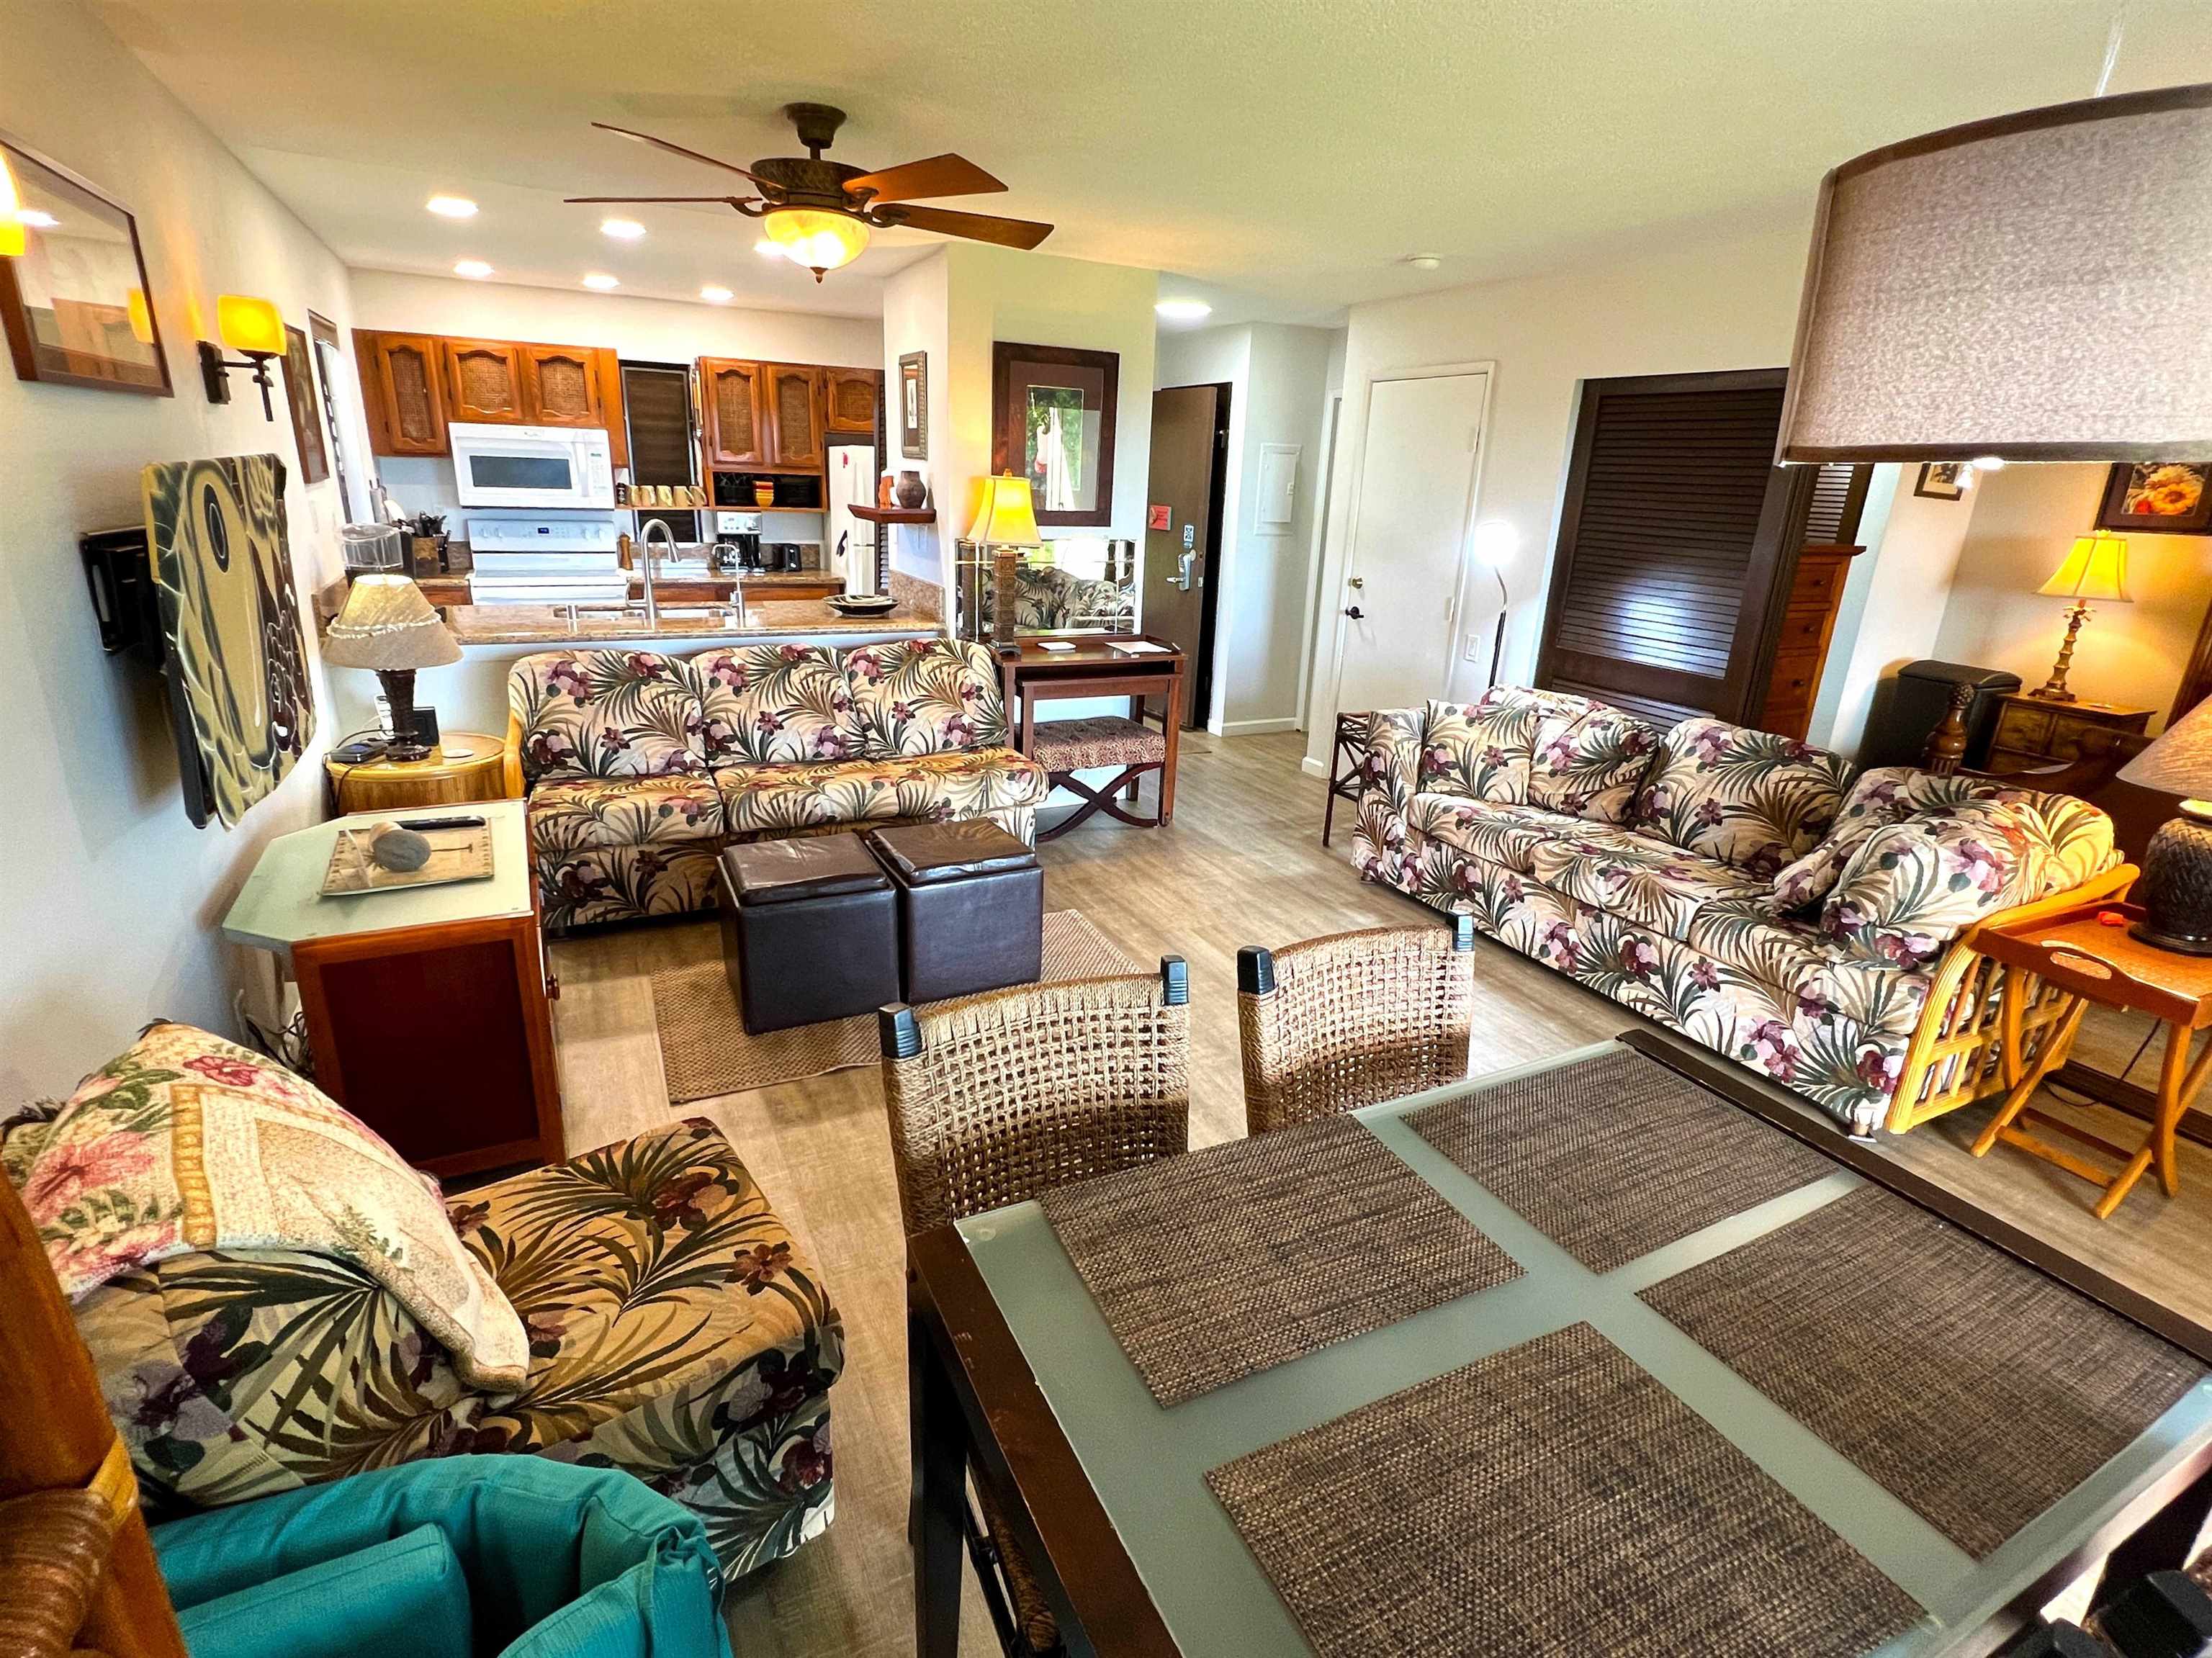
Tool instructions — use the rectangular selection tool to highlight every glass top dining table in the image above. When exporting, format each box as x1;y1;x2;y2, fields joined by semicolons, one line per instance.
912;1034;2212;1658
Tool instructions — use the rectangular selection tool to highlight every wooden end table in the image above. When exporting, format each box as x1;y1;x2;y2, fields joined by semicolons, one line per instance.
1970;900;2212;1219
325;729;512;815
997;635;1187;825
220;799;563;1180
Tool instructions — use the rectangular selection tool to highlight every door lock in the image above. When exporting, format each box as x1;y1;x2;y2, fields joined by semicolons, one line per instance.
1176;549;1197;591
1344;605;1366;621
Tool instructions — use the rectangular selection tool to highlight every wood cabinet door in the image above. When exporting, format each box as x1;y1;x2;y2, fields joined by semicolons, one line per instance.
700;358;767;468
521;343;603;428
354;330;449;455
446;338;527;423
823;366;879;434
765;364;824;469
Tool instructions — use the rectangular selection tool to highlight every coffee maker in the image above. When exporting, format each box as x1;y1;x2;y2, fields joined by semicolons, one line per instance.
712;512;763;572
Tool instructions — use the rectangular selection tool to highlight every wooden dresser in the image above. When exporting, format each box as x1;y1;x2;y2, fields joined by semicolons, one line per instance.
1755;542;1863;741
1985;692;2154;774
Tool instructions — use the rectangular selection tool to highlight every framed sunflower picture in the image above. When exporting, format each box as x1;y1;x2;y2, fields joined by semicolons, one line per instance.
2098;461;2212;535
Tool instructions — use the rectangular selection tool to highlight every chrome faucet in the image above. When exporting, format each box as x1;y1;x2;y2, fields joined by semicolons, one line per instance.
637;518;677;628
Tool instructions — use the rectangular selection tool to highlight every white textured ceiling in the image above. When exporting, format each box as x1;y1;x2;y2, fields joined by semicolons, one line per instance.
90;0;2212;324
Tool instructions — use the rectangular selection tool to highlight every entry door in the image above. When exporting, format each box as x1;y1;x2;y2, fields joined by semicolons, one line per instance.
1332;369;1491;716
1142;384;1226;726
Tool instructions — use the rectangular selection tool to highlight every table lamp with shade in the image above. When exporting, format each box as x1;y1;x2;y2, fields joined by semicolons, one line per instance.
966;474;1042;655
2119;700;2212;956
321;575;461;763
2030;531;2128;703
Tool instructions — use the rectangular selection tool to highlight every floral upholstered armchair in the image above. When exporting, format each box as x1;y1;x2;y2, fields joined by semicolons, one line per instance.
4;1024;842;1580
508;636;1048;929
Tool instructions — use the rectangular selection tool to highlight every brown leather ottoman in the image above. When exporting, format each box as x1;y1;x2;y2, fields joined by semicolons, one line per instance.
864;821;1044;1004
717;834;901;1033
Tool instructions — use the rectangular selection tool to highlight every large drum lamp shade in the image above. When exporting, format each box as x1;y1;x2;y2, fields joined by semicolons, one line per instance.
1779;83;2212;464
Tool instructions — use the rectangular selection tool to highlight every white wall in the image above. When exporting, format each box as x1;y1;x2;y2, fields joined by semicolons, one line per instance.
881;248;954;582
0;0;362;1094
1300;215;1813;772
1930;464;2210;734
1156;321;1339;733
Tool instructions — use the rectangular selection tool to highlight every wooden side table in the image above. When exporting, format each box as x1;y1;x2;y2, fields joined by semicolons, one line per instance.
221;799;563;1180
1985;693;2152;775
325;730;511;814
1970;900;2212;1218
997;636;1187;825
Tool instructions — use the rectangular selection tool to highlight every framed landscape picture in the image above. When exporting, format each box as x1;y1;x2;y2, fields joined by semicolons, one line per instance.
992;341;1119;528
2097;461;2212;535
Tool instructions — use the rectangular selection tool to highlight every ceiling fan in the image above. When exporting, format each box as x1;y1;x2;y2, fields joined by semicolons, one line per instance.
566;102;1053;282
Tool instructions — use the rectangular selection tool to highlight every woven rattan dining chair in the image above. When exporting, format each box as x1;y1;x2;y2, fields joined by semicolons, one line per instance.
878;958;1192;1656
1237;916;1476;1137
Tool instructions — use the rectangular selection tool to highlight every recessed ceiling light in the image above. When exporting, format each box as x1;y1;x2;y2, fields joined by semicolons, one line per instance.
1155;299;1212;323
582;273;619;290
17;209;58;228
1969;454;2006;471
425;195;477;219
1403;253;1442;270
454;258;493;279
700;284;734;303
601;217;646;240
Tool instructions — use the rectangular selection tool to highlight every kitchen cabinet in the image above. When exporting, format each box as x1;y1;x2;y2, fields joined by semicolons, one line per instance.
822;367;880;435
355;330;627;463
354;331;449;457
766;364;825;469
700;357;768;469
521;343;604;428
446;338;527;423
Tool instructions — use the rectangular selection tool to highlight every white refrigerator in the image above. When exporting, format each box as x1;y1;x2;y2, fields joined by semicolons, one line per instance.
825;438;880;595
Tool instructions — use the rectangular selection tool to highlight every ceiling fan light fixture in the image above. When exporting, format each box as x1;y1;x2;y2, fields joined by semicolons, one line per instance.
761;207;868;281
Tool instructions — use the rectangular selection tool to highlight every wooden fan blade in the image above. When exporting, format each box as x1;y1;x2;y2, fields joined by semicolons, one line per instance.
564;195;753;206
590;122;770;185
843;153;1005;204
885;204;1053;250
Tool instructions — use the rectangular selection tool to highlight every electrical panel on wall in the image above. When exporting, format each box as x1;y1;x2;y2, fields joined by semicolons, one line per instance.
1255;443;1300;536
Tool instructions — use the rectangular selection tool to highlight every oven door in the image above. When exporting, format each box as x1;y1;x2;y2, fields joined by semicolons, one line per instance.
452;428;602;508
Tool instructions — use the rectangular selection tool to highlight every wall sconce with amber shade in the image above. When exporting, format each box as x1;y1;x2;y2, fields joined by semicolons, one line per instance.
198;294;285;419
2030;531;2129;703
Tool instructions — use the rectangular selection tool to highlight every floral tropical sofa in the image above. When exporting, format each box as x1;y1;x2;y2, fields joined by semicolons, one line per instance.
1347;685;2132;1135
3;1024;842;1580
506;635;1048;929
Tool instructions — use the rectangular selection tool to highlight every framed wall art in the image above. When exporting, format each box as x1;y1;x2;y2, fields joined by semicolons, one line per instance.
282;323;331;485
2097;461;2212;536
992;341;1119;528
1912;462;1968;501
0;133;171;395
899;350;927;459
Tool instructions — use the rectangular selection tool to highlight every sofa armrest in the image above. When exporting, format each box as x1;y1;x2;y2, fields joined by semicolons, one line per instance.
503;712;526;799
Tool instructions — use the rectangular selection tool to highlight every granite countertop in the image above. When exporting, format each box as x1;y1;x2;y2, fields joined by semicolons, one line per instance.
446;598;940;646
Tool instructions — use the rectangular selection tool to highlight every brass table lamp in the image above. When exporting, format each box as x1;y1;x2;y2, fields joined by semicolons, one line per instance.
2031;531;2128;703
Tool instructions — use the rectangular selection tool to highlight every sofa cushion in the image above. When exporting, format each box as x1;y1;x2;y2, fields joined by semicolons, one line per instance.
1632;717;1852;878
717;747;1047;837
507;652;711;783
78;1119;842;1576
1527;830;1773;943
693;643;860;767
1408;793;1585;875
840;638;1008;757
526;775;725;852
1527;704;1668;824
1817;799;2061;969
1417;686;1590;803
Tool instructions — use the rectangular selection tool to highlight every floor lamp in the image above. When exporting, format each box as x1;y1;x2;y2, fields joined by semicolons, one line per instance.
1472;522;1518;688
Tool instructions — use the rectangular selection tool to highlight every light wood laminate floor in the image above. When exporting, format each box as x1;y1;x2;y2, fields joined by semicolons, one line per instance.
546;731;2212;1657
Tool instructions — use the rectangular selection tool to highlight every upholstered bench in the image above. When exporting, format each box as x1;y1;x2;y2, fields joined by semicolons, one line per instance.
1030;714;1170;842
717;833;901;1033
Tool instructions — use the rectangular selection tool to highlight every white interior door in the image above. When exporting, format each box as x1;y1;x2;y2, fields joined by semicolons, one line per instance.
1332;369;1490;715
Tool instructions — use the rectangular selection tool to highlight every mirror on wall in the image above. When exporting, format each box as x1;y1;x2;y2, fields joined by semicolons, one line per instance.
0;135;170;395
956;536;1141;642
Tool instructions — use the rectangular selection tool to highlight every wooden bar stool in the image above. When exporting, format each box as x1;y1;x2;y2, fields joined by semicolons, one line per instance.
1030;716;1171;842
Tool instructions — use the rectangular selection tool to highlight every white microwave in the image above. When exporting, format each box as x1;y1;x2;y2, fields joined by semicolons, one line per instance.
449;423;615;510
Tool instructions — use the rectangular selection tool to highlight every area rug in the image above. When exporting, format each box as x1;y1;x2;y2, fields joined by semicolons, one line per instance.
652;910;1136;1102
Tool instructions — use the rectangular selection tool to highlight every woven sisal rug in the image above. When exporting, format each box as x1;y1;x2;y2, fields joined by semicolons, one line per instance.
1642;1182;2206;1558
652;910;1135;1102
1208;1322;1923;1658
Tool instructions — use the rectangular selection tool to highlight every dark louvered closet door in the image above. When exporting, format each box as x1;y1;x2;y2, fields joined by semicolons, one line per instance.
1533;369;1797;726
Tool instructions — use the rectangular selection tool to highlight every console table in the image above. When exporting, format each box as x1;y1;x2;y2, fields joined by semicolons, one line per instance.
221;799;564;1179
996;635;1187;824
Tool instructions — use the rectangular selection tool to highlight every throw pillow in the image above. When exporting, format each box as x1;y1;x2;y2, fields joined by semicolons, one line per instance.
1417;686;1583;803
1527;705;1667;824
1632;717;1853;878
1818;800;2061;970
14;1022;528;1392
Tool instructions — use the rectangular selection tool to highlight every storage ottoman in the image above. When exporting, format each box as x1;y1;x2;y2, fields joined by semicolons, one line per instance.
717;833;901;1034
864;820;1044;1004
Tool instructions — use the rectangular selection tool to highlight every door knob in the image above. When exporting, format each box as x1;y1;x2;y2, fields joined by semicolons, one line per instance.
1344;605;1366;621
